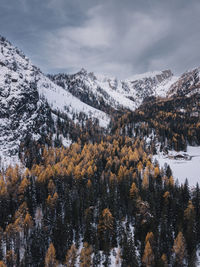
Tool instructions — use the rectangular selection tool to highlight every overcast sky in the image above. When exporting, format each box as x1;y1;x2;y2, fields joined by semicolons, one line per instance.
0;0;200;78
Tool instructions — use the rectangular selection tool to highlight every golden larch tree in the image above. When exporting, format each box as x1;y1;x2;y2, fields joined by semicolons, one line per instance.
142;241;154;267
173;232;187;266
65;244;77;267
161;253;168;267
45;243;58;267
0;261;7;267
79;242;92;267
130;182;138;199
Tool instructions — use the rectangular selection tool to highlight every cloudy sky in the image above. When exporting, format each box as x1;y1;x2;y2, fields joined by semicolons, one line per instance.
0;0;200;78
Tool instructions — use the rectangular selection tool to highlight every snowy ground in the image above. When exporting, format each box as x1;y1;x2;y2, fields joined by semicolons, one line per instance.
154;146;200;187
0;152;21;170
197;249;200;267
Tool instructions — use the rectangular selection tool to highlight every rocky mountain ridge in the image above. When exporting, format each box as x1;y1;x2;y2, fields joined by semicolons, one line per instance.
0;36;109;165
49;69;178;113
1;35;200;166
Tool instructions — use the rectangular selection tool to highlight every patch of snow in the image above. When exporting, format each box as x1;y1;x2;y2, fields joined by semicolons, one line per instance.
154;146;200;186
155;75;179;98
58;135;72;147
197;248;200;267
0;152;21;170
96;78;137;110
37;74;110;128
51;69;178;114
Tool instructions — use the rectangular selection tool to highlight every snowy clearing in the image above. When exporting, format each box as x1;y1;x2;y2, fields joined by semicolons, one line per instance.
154;146;200;186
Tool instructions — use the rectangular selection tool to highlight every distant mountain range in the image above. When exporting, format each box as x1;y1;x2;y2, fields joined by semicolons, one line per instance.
0;35;200;166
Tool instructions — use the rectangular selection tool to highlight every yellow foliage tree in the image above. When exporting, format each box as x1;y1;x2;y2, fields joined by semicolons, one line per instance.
87;179;92;188
130;182;138;199
173;232;187;265
101;208;114;231
18;177;30;197
0;177;7;197
74;165;82;179
46;192;58;209
0;261;7;267
24;212;33;234
154;166;160;178
45;243;58;267
145;232;154;246
79;242;92;267
161;253;168;267
137;161;143;173
65;244;77;267
142;171;149;189
142;241;154;267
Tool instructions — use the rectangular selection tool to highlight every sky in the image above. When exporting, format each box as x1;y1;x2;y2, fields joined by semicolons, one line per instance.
0;0;200;78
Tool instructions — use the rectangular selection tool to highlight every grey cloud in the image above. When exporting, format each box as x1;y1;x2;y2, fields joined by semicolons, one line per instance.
0;0;200;78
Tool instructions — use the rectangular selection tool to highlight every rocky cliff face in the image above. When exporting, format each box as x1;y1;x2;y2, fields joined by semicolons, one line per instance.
1;35;200;166
168;67;200;97
49;69;178;113
0;36;53;165
0;36;109;165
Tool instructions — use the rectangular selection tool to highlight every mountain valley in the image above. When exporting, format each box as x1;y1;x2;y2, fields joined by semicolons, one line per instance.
0;35;200;266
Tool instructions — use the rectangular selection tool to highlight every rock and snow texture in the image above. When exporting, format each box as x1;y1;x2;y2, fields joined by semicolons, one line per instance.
37;74;110;128
0;36;110;163
154;146;200;186
0;36;51;165
1;34;200;175
168;67;200;97
49;69;178;112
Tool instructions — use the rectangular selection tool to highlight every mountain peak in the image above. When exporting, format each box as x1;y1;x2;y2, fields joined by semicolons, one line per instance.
126;69;173;82
77;67;88;76
0;37;111;165
168;67;200;97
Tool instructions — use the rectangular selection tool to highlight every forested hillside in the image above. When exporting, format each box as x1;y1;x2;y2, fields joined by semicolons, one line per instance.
0;35;200;266
0;135;200;266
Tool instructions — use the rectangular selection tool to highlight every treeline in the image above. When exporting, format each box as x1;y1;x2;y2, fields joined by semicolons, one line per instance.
0;136;200;266
111;93;200;152
19;110;108;169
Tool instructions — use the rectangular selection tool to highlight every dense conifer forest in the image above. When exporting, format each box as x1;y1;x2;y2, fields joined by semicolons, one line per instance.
0;113;200;266
1;2;200;266
1;31;200;267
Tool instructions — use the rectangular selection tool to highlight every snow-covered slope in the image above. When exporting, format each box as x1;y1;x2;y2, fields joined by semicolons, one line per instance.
121;69;179;100
168;67;200;97
1;34;199;167
49;69;137;112
0;36;52;166
0;36;110;164
154;146;200;186
37;74;109;128
49;69;179;113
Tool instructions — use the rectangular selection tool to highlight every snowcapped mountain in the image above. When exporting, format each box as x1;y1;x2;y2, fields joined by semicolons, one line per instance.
124;70;179;99
0;36;110;165
49;69;179;113
1;34;200;166
168;67;200;97
0;36;52;165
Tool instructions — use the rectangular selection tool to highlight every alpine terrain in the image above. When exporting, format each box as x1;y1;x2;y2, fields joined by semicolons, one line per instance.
0;35;200;266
